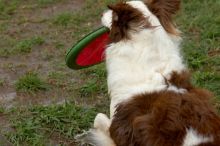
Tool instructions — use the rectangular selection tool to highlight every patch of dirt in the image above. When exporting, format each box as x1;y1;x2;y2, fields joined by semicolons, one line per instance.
0;114;14;146
0;134;12;146
208;49;220;57
0;0;85;109
19;0;84;19
48;132;76;146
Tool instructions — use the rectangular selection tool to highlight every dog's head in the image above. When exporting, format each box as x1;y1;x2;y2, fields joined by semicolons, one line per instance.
102;0;181;42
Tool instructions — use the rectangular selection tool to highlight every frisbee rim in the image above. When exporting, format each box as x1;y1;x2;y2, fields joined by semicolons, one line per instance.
65;26;109;70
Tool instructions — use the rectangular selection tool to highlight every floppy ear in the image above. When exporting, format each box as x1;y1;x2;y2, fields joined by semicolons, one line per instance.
107;3;143;42
107;2;152;42
107;5;119;21
107;4;115;11
145;0;181;35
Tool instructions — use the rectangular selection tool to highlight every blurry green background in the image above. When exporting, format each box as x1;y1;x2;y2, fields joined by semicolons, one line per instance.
0;0;219;145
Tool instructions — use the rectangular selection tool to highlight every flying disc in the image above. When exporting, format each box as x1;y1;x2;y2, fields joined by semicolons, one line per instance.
66;27;110;70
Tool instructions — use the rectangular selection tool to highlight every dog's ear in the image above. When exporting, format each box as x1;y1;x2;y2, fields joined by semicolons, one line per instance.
107;3;141;24
107;3;130;42
107;3;149;42
107;5;119;21
145;0;181;15
145;0;181;35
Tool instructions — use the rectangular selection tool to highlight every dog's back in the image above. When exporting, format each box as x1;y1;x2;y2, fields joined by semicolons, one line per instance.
110;78;220;146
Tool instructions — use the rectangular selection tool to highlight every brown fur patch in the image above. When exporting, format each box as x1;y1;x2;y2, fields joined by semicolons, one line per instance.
198;143;220;146
169;71;193;90
168;71;213;98
145;0;181;35
110;71;220;146
108;2;151;43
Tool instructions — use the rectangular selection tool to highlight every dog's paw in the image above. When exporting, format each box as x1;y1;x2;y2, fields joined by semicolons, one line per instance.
94;113;111;132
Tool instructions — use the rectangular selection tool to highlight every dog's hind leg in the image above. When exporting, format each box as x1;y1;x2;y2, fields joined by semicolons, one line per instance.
75;113;115;146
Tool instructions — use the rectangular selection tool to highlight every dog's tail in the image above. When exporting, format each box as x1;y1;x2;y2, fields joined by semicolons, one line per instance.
75;113;116;146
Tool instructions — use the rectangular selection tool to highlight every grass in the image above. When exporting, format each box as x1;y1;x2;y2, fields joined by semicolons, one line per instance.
47;71;68;88
14;37;45;54
79;79;100;97
0;36;17;57
193;72;220;97
37;0;61;6
0;0;18;19
178;0;220;70
0;106;4;113
0;22;8;32
6;103;97;146
53;12;72;27
78;64;108;98
52;0;117;40
0;79;4;86
55;41;65;50
0;36;45;57
0;0;219;145
15;72;49;93
48;71;66;80
177;0;220;97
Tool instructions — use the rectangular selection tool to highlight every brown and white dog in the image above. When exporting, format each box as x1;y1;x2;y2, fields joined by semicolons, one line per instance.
76;0;220;146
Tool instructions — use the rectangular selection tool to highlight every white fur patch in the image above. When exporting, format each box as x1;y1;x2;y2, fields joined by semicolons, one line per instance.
101;10;113;28
94;113;111;132
106;28;185;117
167;85;187;94
102;1;185;117
75;113;115;146
182;128;213;146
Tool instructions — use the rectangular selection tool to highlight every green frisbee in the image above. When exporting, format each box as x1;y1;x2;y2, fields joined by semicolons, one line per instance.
66;27;110;70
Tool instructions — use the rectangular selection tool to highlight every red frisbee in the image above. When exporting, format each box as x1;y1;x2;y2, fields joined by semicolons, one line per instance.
66;27;110;70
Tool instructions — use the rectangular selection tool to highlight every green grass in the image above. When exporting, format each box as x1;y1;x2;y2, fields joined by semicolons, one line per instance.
52;0;116;40
79;79;100;97
0;22;8;32
47;71;68;88
0;49;10;57
0;0;219;145
48;71;66;80
14;37;45;54
6;103;97;146
37;0;61;6
0;36;17;57
0;106;4;113
0;79;4;86
55;41;65;50
193;71;220;96
53;12;72;27
0;0;18;19
0;36;45;57
15;72;49;93
177;0;220;97
178;0;220;70
78;64;107;98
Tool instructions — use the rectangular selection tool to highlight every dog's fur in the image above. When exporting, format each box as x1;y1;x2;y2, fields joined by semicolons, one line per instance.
76;0;220;146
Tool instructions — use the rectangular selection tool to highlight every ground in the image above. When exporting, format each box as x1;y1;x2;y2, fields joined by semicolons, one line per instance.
0;0;219;145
